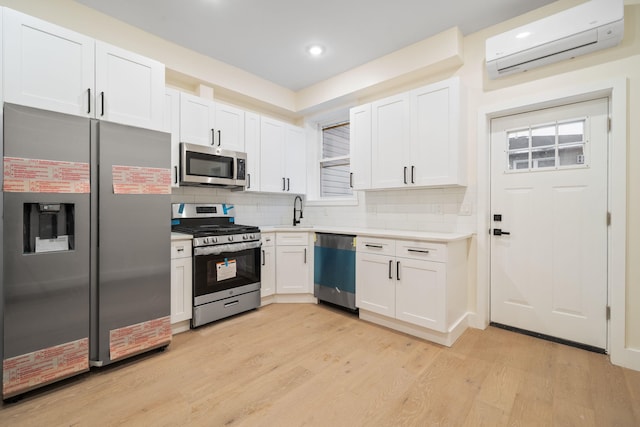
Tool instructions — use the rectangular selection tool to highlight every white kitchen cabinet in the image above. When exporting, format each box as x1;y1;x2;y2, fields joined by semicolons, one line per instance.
260;233;276;298
216;102;245;152
356;235;468;346
164;88;181;187
179;92;216;147
244;111;261;192
275;232;311;294
371;93;410;189
349;103;372;190
94;41;165;131
3;8;94;117
3;8;164;131
260;117;306;194
170;238;193;332
357;77;465;190
410;78;465;187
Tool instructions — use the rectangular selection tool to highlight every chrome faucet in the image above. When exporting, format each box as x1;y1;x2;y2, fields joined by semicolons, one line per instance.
293;195;303;226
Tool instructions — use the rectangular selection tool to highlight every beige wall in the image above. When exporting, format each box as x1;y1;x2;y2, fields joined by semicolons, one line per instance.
2;0;639;352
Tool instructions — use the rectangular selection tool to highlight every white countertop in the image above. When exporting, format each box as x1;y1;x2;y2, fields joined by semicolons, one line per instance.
259;226;472;242
171;232;193;241
172;227;472;243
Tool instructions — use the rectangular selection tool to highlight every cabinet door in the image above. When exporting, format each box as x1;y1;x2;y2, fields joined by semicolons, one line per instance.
371;93;410;189
356;252;395;317
276;245;310;294
260;117;286;193
244;111;261;191
395;258;445;331
284;125;306;194
216;103;245;152
410;78;464;186
164;88;181;187
3;8;94;116
170;257;193;324
261;246;276;297
179;92;216;146
350;104;372;190
95;41;165;131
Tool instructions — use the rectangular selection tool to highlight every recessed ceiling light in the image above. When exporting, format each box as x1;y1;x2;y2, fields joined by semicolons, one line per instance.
307;45;324;57
516;31;532;39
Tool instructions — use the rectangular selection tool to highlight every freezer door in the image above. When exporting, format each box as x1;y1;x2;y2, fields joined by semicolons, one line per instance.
92;120;171;365
2;104;91;396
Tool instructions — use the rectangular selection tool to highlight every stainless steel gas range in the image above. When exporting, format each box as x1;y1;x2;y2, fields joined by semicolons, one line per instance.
171;203;261;327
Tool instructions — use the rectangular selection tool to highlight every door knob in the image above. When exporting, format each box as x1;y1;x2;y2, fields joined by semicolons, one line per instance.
493;229;511;236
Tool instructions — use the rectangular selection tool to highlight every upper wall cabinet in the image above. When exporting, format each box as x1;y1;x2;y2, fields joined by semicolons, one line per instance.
216;102;245;152
351;77;466;190
179;92;216;147
179;92;246;152
3;8;165;131
260;117;306;194
244;111;261;192
164;88;181;187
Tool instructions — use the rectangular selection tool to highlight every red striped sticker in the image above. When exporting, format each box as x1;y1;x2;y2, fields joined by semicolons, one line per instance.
3;156;90;193
109;316;172;361
112;165;171;195
2;338;89;397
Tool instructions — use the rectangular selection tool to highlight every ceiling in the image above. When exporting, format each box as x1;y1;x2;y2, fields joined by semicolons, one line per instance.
75;0;557;91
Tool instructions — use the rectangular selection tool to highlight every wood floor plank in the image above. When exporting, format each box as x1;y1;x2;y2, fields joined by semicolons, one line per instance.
0;303;639;427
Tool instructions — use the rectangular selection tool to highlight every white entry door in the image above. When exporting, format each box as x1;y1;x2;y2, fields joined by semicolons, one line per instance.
490;98;609;350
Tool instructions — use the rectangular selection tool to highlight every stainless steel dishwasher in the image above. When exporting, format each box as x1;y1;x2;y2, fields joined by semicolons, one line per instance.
314;233;357;311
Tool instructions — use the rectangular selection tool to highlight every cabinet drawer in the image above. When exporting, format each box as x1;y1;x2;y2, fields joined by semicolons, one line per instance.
261;233;275;247
356;236;395;256
276;232;309;246
396;240;446;262
171;240;192;259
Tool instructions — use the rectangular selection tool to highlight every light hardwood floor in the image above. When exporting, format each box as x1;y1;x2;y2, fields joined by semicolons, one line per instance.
1;303;639;426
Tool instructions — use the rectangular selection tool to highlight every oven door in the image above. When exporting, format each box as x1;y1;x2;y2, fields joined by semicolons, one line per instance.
193;242;261;306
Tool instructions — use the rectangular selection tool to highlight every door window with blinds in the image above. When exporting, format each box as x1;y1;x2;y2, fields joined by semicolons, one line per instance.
505;118;588;172
320;122;353;198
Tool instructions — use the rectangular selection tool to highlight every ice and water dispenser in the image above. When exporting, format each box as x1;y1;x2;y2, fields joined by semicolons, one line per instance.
23;203;75;253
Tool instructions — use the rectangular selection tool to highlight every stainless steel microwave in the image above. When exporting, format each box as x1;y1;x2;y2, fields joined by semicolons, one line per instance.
180;143;247;188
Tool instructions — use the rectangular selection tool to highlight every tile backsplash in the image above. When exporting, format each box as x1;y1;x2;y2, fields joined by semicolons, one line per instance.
171;186;476;234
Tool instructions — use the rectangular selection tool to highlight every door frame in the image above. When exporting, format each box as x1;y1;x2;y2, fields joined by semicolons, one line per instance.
474;77;636;370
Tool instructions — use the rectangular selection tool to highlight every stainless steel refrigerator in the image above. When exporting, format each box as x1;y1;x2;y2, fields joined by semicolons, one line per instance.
1;103;171;399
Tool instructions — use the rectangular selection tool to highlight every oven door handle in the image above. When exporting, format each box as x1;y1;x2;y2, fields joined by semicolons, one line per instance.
193;241;261;256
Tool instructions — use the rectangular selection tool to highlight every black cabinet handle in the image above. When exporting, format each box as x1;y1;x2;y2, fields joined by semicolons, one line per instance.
388;260;393;279
349;172;353;188
282;177;286;191
100;91;105;116
87;88;91;114
247;173;251;189
217;130;221;146
262;249;265;266
365;244;383;249
174;166;178;184
404;166;408;184
304;248;307;264
287;178;290;191
407;249;429;254
396;261;400;281
211;129;215;145
411;166;415;184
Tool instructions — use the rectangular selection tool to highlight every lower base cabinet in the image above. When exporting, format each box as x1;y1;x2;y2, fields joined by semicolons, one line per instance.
260;233;276;298
356;236;468;346
171;238;192;333
275;232;311;294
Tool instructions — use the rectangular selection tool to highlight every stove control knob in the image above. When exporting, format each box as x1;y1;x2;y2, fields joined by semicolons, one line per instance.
228;236;233;242
204;237;210;244
242;235;248;240
213;237;218;243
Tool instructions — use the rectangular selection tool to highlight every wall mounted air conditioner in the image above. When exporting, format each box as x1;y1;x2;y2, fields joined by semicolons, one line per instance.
486;0;624;79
